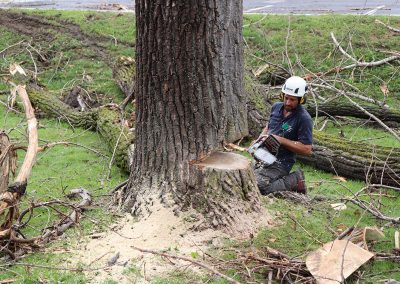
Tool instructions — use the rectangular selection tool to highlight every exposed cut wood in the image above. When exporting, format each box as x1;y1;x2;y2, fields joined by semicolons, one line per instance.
0;85;38;239
0;133;15;194
306;240;374;284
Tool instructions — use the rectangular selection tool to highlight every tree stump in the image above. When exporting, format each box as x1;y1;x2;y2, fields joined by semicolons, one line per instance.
123;151;264;235
186;151;262;234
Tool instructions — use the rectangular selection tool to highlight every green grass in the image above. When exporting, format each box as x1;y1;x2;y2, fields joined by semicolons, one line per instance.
1;10;399;283
243;14;400;97
0;103;127;282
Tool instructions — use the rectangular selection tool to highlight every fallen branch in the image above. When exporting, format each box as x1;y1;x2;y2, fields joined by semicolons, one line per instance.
330;32;400;71
41;188;92;244
130;245;241;284
0;85;38;236
310;81;400;141
344;198;400;225
310;82;388;108
375;252;400;262
375;19;400;33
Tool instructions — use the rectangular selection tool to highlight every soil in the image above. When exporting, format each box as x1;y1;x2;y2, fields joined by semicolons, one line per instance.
69;201;273;283
0;10;132;65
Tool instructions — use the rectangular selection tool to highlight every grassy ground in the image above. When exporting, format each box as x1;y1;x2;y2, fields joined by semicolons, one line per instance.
0;10;399;283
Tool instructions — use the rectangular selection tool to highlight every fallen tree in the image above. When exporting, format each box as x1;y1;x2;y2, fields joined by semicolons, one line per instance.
27;87;133;172
305;101;400;124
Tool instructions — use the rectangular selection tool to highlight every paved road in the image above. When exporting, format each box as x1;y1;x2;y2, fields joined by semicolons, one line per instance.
0;0;399;15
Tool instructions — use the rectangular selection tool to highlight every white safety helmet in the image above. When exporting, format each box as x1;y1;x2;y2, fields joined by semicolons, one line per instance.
281;76;308;98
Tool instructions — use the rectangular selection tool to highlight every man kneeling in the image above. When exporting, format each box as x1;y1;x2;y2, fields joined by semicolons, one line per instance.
251;76;313;195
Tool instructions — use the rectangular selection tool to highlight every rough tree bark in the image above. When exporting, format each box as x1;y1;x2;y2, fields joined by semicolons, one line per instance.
28;88;133;172
306;101;400;124
302;132;400;187
124;0;261;232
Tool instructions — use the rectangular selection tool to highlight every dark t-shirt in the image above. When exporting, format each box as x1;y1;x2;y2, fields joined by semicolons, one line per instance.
267;102;313;173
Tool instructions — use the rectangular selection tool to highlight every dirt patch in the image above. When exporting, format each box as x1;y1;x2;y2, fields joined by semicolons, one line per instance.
69;201;273;283
0;10;125;64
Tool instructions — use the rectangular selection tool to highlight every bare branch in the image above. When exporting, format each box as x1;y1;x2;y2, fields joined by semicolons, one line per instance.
330;32;400;71
131;245;242;284
375;19;400;33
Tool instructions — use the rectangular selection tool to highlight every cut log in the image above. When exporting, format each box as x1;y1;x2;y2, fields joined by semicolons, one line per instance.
299;131;400;186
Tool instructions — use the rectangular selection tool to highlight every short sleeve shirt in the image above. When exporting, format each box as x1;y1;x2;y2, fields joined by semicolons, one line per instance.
268;102;313;173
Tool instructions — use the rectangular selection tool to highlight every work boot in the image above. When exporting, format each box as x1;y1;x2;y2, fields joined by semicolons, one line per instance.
295;170;307;194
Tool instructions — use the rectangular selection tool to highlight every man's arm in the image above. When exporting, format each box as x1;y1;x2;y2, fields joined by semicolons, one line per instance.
272;135;312;155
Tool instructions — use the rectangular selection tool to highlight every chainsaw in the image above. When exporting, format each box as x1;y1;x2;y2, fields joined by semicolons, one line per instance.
248;135;281;165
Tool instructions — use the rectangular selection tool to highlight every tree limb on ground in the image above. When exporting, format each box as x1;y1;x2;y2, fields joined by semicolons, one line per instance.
0;85;38;237
330;32;400;71
131;245;241;284
306;100;400;124
27;86;133;172
375;19;400;33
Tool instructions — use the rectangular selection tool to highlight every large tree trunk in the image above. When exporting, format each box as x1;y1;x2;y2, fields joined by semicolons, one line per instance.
125;0;260;232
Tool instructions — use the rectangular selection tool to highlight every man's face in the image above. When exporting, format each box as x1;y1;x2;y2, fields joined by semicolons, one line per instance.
283;94;299;112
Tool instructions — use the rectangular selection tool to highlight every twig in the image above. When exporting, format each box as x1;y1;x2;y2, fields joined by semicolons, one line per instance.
37;141;108;158
284;16;294;75
330;32;358;63
25;47;37;79
107;126;124;179
310;82;387;107
344;198;400;224
41;188;92;243
131;245;241;284
0;40;25;57
0;262;108;272
375;19;400;33
109;179;128;194
330;32;400;71
337;226;355;240
287;215;324;245
340;92;400;141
